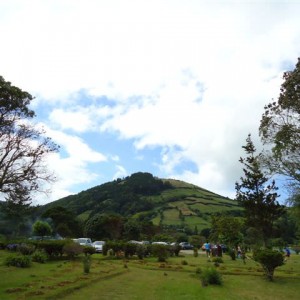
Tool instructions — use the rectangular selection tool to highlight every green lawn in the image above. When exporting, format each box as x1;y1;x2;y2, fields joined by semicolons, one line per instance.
1;250;299;300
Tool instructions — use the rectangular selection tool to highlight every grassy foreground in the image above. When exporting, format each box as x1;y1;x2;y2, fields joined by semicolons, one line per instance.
0;250;299;300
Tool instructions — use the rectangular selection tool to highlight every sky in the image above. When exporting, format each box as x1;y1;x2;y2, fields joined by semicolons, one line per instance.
1;0;300;205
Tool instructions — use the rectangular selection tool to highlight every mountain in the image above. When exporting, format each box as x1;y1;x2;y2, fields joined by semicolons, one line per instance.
42;172;242;232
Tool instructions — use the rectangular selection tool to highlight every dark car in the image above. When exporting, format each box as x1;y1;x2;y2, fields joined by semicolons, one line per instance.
179;242;193;250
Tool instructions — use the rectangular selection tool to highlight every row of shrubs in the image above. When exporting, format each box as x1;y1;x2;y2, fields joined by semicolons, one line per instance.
3;240;182;266
103;241;181;261
3;240;98;268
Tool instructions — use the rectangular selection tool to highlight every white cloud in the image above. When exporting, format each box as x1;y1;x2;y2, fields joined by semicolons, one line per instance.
36;126;107;203
113;165;128;180
1;1;300;202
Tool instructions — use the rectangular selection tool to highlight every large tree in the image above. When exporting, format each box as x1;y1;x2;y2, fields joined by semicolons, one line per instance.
209;214;243;247
259;57;300;184
0;76;58;206
235;135;285;247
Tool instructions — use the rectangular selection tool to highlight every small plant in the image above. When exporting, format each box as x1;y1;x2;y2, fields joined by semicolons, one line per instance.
253;249;284;281
32;249;48;263
200;267;223;286
193;248;198;257
5;255;32;268
83;255;91;274
181;260;188;265
195;267;202;274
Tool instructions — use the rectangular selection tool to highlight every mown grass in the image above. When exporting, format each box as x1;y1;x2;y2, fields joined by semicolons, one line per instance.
1;250;299;300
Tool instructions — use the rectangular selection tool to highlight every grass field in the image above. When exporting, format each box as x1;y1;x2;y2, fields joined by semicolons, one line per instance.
1;250;299;300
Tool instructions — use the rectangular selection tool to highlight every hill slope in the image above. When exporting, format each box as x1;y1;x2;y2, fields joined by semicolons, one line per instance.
42;172;242;231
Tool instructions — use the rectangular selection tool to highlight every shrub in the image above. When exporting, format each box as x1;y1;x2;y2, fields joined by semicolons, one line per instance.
124;242;137;258
36;240;67;257
136;244;147;259
63;242;83;259
253;249;284;281
151;244;169;262
212;257;224;264
103;241;123;256
200;267;222;286
32;249;48;263
181;260;188;265
83;246;96;256
5;255;31;268
19;243;35;255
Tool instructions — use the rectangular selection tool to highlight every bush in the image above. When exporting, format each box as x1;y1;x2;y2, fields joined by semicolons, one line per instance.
83;246;96;256
212;257;224;264
19;243;35;255
32;249;48;263
136;244;147;259
200;267;222;286
181;260;188;265
63;242;83;259
103;241;123;256
36;240;67;257
5;255;31;268
124;242;137;258
253;249;284;281
151;244;169;262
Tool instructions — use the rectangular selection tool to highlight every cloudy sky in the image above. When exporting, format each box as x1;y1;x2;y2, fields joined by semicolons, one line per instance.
1;0;299;204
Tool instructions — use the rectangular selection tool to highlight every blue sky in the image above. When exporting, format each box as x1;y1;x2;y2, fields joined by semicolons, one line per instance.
0;0;299;204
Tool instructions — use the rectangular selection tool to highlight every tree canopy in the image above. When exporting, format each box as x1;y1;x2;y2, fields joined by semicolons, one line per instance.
0;76;58;205
259;58;300;184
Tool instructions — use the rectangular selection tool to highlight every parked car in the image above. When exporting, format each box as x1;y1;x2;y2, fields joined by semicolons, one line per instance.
92;241;105;253
77;238;92;246
152;241;169;246
179;242;193;250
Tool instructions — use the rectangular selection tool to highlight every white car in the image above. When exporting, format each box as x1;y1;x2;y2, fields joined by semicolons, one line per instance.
152;241;169;246
92;241;105;253
77;238;92;246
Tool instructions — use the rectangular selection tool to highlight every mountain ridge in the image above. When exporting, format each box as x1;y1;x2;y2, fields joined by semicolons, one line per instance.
41;172;242;232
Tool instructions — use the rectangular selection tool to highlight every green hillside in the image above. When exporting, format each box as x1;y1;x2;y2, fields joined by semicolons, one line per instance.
42;172;242;232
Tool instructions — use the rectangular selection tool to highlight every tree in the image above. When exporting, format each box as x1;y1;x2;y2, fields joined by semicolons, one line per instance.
235;135;285;247
41;206;82;237
209;214;243;247
0;76;58;206
84;213;124;240
259;57;300;184
32;220;52;237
